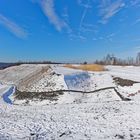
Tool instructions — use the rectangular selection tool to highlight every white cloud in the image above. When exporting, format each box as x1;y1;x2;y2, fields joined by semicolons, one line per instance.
0;14;27;39
39;0;68;31
99;0;125;24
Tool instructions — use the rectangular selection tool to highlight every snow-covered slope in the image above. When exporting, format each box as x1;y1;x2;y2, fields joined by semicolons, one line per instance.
0;65;140;139
106;65;140;82
0;64;48;85
0;96;140;140
29;71;67;92
64;72;115;91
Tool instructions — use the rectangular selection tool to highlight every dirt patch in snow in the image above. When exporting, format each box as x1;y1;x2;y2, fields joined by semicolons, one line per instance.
14;89;64;102
113;77;139;87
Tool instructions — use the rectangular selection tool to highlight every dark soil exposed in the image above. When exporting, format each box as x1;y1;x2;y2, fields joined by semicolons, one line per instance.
113;77;139;87
14;86;131;102
14;89;64;101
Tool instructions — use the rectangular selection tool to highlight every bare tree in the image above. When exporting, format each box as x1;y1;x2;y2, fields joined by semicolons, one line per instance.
136;52;140;65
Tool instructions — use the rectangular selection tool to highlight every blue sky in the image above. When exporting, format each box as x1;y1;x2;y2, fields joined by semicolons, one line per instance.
0;0;140;62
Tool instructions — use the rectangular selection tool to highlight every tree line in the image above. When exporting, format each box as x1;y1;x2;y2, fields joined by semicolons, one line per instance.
94;52;140;66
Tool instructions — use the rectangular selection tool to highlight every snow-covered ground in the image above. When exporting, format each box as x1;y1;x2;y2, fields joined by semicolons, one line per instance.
106;65;140;82
0;64;43;85
0;65;140;139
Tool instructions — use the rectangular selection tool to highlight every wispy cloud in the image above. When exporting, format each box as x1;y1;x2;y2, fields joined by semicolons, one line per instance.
0;14;27;39
99;0;125;24
132;18;140;25
79;7;89;30
77;0;92;8
78;0;92;28
80;23;98;33
69;33;86;41
62;7;69;23
78;0;92;40
130;0;140;6
39;0;68;32
107;32;116;38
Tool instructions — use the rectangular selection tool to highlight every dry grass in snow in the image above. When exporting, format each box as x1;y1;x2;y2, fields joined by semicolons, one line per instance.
64;64;105;71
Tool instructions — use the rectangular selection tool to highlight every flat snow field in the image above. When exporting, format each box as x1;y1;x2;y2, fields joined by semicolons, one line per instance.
0;64;140;139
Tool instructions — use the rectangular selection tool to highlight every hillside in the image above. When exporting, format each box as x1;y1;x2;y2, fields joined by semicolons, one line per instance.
0;64;140;139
